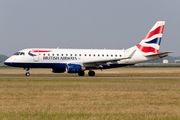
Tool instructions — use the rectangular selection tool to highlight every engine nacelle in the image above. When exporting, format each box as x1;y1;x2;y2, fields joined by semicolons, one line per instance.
51;68;65;73
66;64;85;73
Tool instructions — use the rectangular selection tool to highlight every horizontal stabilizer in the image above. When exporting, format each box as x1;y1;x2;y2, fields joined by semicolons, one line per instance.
145;51;173;58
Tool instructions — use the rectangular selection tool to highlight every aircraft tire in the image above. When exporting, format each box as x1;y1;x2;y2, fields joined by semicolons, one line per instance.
88;71;95;76
78;71;85;76
25;72;30;76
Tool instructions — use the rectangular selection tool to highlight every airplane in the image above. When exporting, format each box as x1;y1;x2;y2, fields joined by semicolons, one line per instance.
4;21;173;76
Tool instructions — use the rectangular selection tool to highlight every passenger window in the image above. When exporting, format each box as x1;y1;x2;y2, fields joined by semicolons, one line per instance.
111;55;113;57
107;55;108;57
85;54;86;56
89;54;91;56
98;54;100;57
75;54;77;56
115;55;117;57
57;54;59;56
66;54;68;56
70;54;72;56
93;54;95;56
52;54;54;56
120;55;121;57
48;54;50;56
43;54;45;56
102;54;104;57
61;54;63;56
79;54;81;56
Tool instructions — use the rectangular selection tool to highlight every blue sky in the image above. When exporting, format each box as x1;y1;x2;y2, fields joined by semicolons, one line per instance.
0;0;179;56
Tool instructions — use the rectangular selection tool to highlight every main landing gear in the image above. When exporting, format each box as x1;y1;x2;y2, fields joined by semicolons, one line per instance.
88;71;95;76
78;71;85;76
78;70;95;76
24;68;30;76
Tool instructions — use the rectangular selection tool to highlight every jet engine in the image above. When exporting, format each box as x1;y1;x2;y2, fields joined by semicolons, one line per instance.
66;64;85;73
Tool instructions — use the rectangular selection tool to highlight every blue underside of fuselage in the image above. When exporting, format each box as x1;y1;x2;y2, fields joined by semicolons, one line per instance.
4;62;66;69
4;62;133;69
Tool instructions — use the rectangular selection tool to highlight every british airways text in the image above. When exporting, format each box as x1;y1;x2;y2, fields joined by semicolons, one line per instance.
43;56;77;60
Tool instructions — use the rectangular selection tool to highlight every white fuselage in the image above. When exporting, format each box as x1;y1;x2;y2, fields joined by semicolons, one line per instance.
4;47;159;69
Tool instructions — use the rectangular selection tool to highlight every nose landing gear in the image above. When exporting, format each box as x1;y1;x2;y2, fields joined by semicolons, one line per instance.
24;68;30;76
25;72;30;76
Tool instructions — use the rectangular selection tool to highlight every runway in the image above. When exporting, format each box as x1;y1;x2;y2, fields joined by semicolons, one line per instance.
1;75;180;78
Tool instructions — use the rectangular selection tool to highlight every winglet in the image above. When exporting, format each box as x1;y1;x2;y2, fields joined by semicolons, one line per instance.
128;50;136;58
122;50;136;60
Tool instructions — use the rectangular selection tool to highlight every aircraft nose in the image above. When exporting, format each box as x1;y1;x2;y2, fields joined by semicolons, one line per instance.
4;57;13;66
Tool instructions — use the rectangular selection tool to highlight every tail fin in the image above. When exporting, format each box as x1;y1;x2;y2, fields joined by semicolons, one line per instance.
136;21;165;54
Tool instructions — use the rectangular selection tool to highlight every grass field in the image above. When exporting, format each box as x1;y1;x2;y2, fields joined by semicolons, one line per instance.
1;77;180;120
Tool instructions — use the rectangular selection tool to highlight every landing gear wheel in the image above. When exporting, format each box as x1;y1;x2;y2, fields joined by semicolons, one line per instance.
25;72;30;76
78;71;85;76
88;71;95;76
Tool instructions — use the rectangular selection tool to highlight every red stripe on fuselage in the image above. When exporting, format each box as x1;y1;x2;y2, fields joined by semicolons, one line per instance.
143;25;164;40
28;50;52;53
136;44;159;53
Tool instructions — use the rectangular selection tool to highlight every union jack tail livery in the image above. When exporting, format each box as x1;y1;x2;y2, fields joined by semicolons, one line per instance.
136;21;165;54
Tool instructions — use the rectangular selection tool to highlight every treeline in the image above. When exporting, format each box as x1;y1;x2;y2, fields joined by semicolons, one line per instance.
0;55;8;63
146;56;180;63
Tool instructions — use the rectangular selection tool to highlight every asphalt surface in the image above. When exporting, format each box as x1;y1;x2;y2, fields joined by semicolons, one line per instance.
0;76;180;78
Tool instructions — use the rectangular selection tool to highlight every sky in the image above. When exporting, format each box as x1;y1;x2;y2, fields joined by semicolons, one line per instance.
0;0;180;56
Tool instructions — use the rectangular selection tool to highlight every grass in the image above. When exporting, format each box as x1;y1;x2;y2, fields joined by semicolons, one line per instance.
0;77;180;119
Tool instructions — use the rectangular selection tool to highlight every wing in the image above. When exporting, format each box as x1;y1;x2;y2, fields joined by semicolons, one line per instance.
72;50;136;67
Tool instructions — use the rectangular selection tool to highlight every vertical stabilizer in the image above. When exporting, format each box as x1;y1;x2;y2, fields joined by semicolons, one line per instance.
136;21;165;54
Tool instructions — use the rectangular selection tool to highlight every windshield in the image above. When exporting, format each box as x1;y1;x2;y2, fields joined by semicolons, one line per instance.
14;52;20;55
14;52;25;56
20;52;25;55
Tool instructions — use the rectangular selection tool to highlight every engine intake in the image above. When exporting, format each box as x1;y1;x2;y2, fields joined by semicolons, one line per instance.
66;64;85;73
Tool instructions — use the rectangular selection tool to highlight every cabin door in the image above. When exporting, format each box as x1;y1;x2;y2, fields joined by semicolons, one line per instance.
32;49;39;62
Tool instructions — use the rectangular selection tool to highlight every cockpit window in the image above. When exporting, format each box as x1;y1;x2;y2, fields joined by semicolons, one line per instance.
20;52;25;55
14;52;25;56
14;52;20;55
